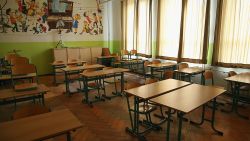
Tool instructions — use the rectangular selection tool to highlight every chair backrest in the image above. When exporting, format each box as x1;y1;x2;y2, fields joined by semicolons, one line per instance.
12;104;50;120
124;82;142;97
67;59;79;67
5;53;19;63
102;48;111;56
144;60;152;67
130;50;137;55
121;50;129;55
11;64;38;88
152;60;161;64
163;70;174;79
145;78;158;85
228;71;237;77
11;64;37;75
11;57;29;66
203;70;214;85
178;63;189;70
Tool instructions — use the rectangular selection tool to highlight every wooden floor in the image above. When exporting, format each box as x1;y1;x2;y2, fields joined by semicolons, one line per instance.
0;73;250;141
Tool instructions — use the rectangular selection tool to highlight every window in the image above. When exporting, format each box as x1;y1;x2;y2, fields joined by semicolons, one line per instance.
122;0;153;55
213;0;250;67
137;0;152;55
122;0;136;51
158;0;182;59
181;0;207;60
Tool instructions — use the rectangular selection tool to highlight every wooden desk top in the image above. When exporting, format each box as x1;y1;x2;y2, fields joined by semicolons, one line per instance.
224;72;250;84
124;79;191;100
0;73;36;81
96;56;116;59
61;64;105;72
51;61;86;66
81;68;129;77
0;84;49;100
0;109;83;141
175;67;204;74
147;62;176;68
51;61;66;66
120;59;143;63
151;84;226;113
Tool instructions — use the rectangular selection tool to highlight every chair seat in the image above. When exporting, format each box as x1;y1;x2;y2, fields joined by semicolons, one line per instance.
139;104;157;113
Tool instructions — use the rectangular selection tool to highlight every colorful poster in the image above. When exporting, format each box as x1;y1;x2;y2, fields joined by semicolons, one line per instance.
0;0;104;42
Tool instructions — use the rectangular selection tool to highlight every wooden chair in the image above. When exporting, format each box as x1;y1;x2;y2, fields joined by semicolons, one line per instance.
151;60;164;78
111;53;121;67
203;70;214;85
178;63;189;70
67;59;80;67
5;53;19;63
228;71;237;77
12;104;50;120
203;70;225;107
102;48;111;56
143;60;152;78
163;70;174;79
177;63;189;81
130;49;138;59
80;69;104;100
152;60;161;64
102;67;120;98
124;82;157;126
11;64;38;88
10;57;29;66
145;78;158;85
121;49;130;60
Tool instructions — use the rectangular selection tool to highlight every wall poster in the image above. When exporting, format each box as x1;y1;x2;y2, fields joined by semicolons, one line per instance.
0;0;104;42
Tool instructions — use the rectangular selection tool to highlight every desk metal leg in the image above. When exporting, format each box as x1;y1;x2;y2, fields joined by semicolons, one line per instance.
64;72;70;96
82;77;92;107
234;83;249;119
67;132;72;141
211;98;223;135
222;82;249;120
166;109;172;141
191;98;223;136
177;112;184;141
42;93;45;105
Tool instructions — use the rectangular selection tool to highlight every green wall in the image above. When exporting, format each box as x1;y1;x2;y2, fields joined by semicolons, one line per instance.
0;41;107;75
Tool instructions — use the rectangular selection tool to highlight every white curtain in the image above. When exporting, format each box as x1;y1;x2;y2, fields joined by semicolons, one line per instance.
158;0;182;58
181;0;207;60
216;0;250;64
137;0;152;55
123;0;136;51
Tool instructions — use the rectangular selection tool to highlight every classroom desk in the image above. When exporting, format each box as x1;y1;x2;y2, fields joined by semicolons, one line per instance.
0;109;82;141
0;84;49;108
124;79;191;138
224;72;250;119
0;73;36;81
120;59;144;73
80;68;129;106
174;67;205;84
51;61;86;84
96;56;116;67
147;62;176;79
151;84;226;141
60;64;105;96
